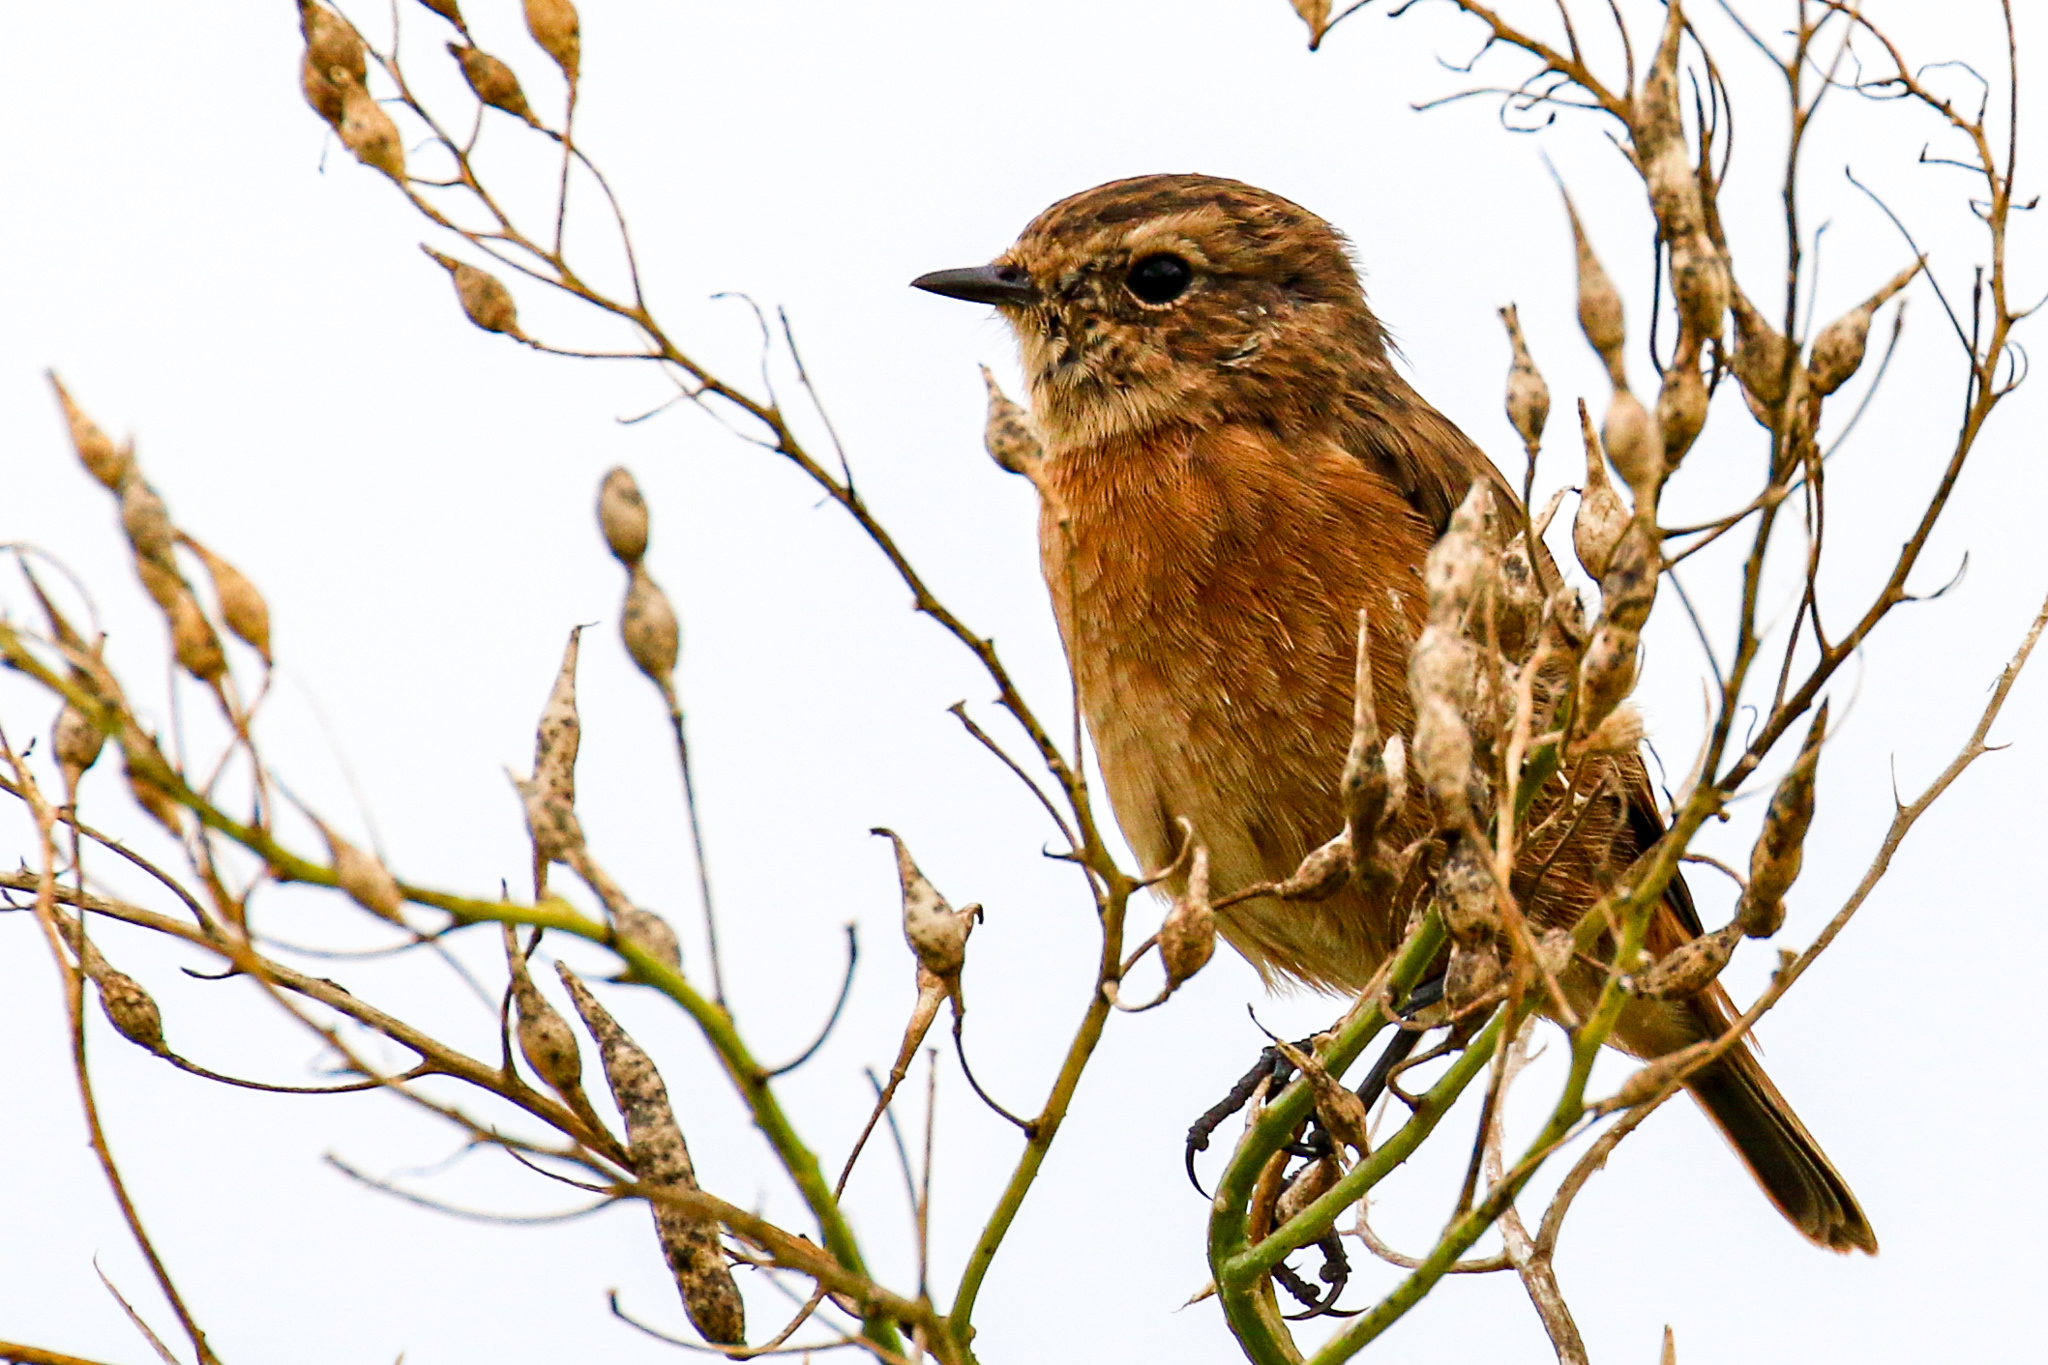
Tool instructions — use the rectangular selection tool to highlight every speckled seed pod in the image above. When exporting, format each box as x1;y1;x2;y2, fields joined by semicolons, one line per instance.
1409;693;1473;827
979;365;1043;477
1380;734;1408;822
1341;609;1390;851
515;772;584;865
872;828;977;982
1444;941;1504;1015
1497;304;1551;460
1598;521;1660;633
532;627;582;810
503;925;584;1100
321;824;403;921
1423;484;1496;626
1665;232;1729;344
597;467;649;565
622;564;680;685
612;906;682;974
1738;702;1827;937
48;374;132;489
1269;832;1354;902
54;704;106;793
1632;922;1743;1000
1729;285;1794;411
1655;359;1709;470
1564;192;1626;383
1809;260;1921;397
557;964;745;1346
1574;625;1640;740
1159;844;1216;987
337;79;406;182
449;43;538;124
298;0;366;88
522;0;581;82
94;965;167;1055
183;538;272;664
1495;531;1543;660
1573;401;1629;580
1434;835;1497;945
422;247;524;338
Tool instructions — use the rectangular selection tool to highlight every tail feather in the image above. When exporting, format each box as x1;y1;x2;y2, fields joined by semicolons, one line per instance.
1686;1045;1877;1255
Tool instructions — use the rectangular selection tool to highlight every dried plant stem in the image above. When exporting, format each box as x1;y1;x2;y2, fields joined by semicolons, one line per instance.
663;689;727;1008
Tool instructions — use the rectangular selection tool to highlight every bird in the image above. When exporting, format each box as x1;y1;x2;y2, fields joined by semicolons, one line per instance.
911;172;1875;1255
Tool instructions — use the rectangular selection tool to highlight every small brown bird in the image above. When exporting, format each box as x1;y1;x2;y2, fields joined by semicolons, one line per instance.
913;173;1873;1254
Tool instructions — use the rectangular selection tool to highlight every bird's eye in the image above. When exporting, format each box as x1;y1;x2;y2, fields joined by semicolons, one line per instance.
1126;253;1193;305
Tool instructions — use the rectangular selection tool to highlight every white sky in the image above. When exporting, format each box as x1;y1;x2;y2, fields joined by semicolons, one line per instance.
2;2;2043;1363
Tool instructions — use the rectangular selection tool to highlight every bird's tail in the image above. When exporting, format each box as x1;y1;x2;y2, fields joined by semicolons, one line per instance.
1685;1042;1877;1254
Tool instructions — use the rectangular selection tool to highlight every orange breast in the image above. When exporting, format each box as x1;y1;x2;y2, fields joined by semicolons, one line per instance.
1037;421;1443;990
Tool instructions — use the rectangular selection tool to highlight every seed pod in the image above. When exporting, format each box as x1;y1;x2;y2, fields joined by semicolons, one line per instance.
165;584;227;683
1424;484;1497;626
1563;190;1626;383
532;627;582;810
1574;625;1640;741
421;246;524;339
48;373;132;489
301;50;346;126
557;964;745;1346
1598;521;1659;632
503;925;584;1099
320;823;403;921
523;0;581;82
417;0;466;25
612;905;682;975
1666;232;1728;344
1268;832;1353;902
124;752;184;837
117;474;176;567
94;965;168;1055
622;564;680;685
979;365;1043;477
1273;1036;1371;1158
1435;835;1497;945
1601;387;1662;499
872;828;978;989
514;771;584;865
1496;531;1543;660
1809;260;1921;397
1341;609;1389;851
1573;401;1629;580
597;467;649;565
337;78;406;182
182;537;271;664
449;43;538;125
1410;696;1472;827
1444;941;1504;1015
1656;358;1709;470
298;0;365;90
1497;304;1551;460
1739;702;1826;937
54;704;105;794
1729;284;1794;411
1159;844;1216;988
1274;1155;1340;1226
1632;922;1743;1000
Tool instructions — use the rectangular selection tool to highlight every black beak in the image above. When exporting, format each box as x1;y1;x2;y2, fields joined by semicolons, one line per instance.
910;263;1039;307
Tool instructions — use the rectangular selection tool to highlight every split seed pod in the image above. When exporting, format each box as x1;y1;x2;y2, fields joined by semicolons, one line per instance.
522;0;581;82
622;564;680;686
450;43;539;125
422;247;525;339
979;365;1043;477
49;374;132;489
1497;304;1551;461
1158;843;1217;989
337;79;406;182
597;467;649;565
1738;702;1826;938
558;964;745;1345
1632;922;1742;1000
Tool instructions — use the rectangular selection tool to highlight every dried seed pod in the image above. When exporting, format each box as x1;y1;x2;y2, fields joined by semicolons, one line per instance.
557;964;745;1346
118;474;176;567
1289;0;1333;48
417;0;466;26
298;0;366;88
301;50;347;126
514;771;584;865
1564;190;1626;382
979;364;1043;477
1666;232;1728;344
1598;521;1659;633
1738;702;1826;937
503;925;584;1100
320;823;403;921
337;79;406;183
182;537;272;664
48;373;132;489
612;905;682;975
532;626;583;810
1497;304;1551;460
165;584;227;683
1601;387;1662;499
124;752;184;837
449;43;538;125
1159;844;1216;988
54;704;106;794
1409;694;1473;827
1729;284;1794;411
1655;358;1709;470
1271;1034;1371;1157
597;467;649;565
94;965;168;1055
1268;832;1353;902
1573;399;1629;580
1632;922;1742;999
1809;260;1921;397
1574;624;1640;741
1341;609;1389;850
873;828;979;989
523;0;581;82
421;246;524;339
1435;835;1497;945
622;564;680;685
1496;531;1544;660
1274;1155;1340;1226
1423;483;1497;626
1444;941;1504;1015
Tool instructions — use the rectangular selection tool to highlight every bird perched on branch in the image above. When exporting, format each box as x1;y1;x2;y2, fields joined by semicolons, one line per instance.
913;173;1873;1254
